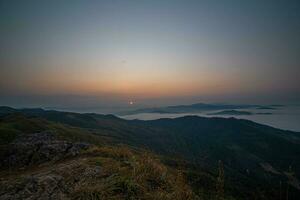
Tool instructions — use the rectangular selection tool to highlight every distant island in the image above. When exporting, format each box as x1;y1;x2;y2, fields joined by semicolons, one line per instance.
118;103;259;115
256;112;273;115
207;110;253;116
119;103;280;115
269;104;284;107
208;110;274;116
256;106;277;110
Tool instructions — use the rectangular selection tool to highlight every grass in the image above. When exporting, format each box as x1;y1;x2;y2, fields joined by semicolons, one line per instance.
1;143;199;199
73;145;199;200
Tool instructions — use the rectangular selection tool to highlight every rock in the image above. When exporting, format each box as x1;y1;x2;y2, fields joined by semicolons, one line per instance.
0;131;105;199
0;160;102;200
0;172;69;200
82;166;102;178
0;131;90;169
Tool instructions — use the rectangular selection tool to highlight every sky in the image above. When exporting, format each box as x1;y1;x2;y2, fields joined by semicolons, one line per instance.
0;0;300;110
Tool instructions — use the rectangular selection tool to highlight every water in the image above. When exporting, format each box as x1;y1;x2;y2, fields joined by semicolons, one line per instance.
120;105;300;132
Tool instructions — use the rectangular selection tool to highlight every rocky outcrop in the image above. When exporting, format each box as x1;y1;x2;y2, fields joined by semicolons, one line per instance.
0;173;68;200
0;159;102;200
0;133;199;200
0;131;89;169
0;132;99;200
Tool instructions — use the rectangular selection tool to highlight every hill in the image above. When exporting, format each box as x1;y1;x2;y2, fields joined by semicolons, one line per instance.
0;106;299;199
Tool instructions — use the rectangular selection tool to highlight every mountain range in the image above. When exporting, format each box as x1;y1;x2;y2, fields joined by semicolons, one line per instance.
118;103;279;115
0;106;299;199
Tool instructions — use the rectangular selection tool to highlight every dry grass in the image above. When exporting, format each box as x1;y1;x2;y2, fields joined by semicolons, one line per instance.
73;145;199;200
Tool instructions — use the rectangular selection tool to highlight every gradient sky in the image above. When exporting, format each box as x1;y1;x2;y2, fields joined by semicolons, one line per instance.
0;0;300;109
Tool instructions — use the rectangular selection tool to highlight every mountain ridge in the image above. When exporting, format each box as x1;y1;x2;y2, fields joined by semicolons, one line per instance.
0;106;299;199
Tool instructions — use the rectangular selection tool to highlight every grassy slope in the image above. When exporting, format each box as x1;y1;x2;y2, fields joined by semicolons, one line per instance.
1;143;198;200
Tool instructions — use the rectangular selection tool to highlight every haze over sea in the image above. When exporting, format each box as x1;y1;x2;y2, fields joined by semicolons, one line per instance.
120;105;300;132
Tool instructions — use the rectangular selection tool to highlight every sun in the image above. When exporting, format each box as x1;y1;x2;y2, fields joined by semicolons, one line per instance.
129;101;134;105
